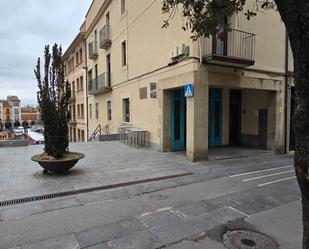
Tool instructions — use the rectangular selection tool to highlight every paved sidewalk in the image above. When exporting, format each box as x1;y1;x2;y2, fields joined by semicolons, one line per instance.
0;142;300;249
3;189;301;249
0;142;283;202
0;170;300;248
247;200;302;249
167;200;302;249
0;142;201;201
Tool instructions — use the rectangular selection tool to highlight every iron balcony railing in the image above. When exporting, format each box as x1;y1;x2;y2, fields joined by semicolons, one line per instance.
88;73;112;95
100;25;112;49
70;92;76;102
88;41;98;60
201;28;256;63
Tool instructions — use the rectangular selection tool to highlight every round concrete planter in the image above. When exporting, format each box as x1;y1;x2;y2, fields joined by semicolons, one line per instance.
31;152;85;174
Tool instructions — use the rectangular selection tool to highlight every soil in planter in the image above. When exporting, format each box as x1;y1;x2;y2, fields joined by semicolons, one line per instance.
32;152;80;161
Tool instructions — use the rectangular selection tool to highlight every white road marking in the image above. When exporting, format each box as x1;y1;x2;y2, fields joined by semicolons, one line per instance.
229;165;293;178
243;170;295;182
228;206;249;218
258;176;296;187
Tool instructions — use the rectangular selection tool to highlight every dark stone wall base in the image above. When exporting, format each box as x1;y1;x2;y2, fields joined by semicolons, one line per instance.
0;140;29;147
241;134;259;148
96;134;119;142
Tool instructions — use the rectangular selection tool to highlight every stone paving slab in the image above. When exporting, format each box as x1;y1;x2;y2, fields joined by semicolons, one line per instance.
42;197;82;212
173;201;214;218
83;243;110;249
166;238;227;249
0;202;45;221
208;146;273;160
124;180;181;196
21;234;80;249
139;209;183;229
76;218;145;248
78;188;129;205
108;230;163;249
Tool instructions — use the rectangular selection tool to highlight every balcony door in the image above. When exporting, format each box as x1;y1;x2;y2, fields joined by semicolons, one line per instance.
88;70;92;91
106;12;110;25
94;30;98;49
95;64;98;89
106;54;111;87
213;20;227;56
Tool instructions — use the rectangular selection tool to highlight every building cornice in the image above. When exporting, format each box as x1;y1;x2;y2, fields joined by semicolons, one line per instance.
85;0;112;38
63;32;86;60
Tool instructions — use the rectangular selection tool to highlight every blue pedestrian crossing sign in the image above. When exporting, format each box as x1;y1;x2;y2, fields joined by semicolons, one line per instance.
184;83;194;97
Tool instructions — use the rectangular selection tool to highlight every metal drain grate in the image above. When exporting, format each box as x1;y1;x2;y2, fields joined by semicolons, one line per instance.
0;172;192;207
223;230;279;249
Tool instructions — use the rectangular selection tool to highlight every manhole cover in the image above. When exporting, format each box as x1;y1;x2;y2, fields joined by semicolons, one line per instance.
223;230;278;249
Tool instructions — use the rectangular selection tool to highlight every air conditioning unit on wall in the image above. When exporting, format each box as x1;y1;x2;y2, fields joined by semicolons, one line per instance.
169;48;178;59
169;44;190;59
180;44;190;56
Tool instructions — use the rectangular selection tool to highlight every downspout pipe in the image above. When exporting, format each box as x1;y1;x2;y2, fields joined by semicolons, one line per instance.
84;40;89;141
284;31;289;154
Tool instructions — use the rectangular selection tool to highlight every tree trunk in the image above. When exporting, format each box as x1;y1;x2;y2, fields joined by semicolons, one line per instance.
274;1;309;247
292;50;309;249
302;195;309;248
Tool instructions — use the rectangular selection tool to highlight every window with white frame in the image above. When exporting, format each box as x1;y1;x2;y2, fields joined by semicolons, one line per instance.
123;98;130;123
89;104;92;119
121;41;127;67
121;0;126;15
107;101;112;121
95;103;99;119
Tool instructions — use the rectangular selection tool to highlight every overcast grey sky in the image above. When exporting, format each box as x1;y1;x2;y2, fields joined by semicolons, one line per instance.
0;0;92;106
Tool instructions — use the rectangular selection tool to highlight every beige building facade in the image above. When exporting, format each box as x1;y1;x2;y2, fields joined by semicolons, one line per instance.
0;96;21;129
69;0;290;161
21;106;40;127
64;22;88;142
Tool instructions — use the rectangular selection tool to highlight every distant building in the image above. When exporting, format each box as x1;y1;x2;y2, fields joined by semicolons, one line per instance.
0;96;21;129
21;106;40;127
63;22;88;142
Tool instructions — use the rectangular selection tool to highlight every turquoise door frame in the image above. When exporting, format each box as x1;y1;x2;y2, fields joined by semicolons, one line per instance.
171;88;186;151
209;88;223;147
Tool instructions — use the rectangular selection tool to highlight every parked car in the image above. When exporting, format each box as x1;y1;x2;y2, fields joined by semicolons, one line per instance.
13;127;24;136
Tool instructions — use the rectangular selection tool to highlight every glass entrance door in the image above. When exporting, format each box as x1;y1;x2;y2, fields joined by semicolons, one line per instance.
171;88;186;151
209;88;223;147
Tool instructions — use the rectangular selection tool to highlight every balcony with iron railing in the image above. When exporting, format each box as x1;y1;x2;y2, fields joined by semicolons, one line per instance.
88;73;112;96
70;114;77;125
201;29;256;68
70;92;76;102
88;41;98;60
100;25;112;49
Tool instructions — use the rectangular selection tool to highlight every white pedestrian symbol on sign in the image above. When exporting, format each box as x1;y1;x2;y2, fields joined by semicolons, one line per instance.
184;83;193;97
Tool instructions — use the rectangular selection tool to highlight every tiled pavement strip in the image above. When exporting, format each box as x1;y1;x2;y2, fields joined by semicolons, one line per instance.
0;142;299;248
5;179;299;249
